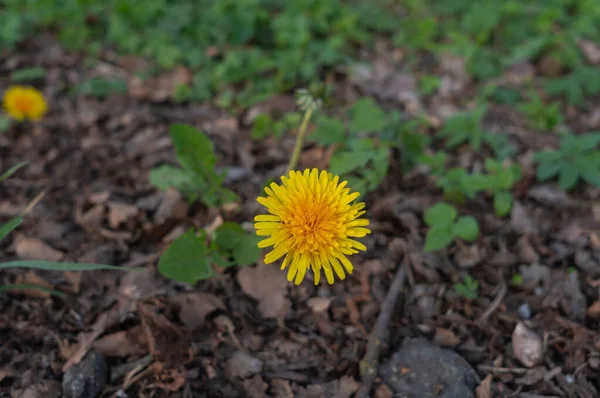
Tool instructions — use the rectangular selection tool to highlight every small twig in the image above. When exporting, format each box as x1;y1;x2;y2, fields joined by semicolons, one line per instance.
477;279;507;325
477;365;528;375
356;257;407;398
21;190;47;215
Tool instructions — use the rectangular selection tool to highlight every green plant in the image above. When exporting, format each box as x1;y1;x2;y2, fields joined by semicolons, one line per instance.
437;105;514;158
149;124;237;207
435;168;482;204
423;203;479;252
310;97;391;196
454;275;479;300
157;223;261;284
10;67;46;82
534;132;600;190
72;76;128;99
519;91;564;132
479;159;521;217
251;112;302;140
545;66;600;107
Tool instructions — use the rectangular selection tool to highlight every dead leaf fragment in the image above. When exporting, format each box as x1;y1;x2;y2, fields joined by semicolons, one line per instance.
108;202;138;228
93;326;148;357
512;322;543;368
433;327;461;348
475;374;492;398
154;188;188;224
578;39;600;64
14;236;64;261
307;297;332;314
226;350;263;378
170;292;226;330
237;260;289;319
13;271;55;298
586;301;600;319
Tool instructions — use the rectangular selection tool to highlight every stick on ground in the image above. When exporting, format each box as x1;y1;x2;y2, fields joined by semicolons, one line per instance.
356;256;408;398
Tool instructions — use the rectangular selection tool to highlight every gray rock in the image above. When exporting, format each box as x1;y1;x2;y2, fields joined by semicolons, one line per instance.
379;337;479;398
62;351;108;398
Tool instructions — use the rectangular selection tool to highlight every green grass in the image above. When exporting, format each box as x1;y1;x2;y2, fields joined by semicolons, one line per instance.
5;0;600;106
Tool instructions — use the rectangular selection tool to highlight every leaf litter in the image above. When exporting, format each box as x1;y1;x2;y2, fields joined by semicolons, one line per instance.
1;28;600;398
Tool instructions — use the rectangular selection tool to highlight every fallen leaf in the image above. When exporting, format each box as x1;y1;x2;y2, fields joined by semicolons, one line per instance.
11;380;62;398
586;301;600;319
93;325;148;357
271;379;294;398
578;39;600;64
14;236;64;261
374;383;393;398
129;66;192;102
170;292;226;330
512;322;543;368
226;350;263;378
154;188;188;224
242;374;268;398
454;244;483;268
307;297;332;314
78;204;105;231
237;260;289;319
475;374;492;398
13;271;55;299
108;202;139;229
150;362;186;391
433;327;461;348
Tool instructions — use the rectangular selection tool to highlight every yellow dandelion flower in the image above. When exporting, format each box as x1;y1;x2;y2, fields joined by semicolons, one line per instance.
2;86;48;121
254;168;371;285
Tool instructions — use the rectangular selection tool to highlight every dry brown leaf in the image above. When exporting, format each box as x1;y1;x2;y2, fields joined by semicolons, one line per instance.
170;292;226;330
307;297;332;314
237;260;289;319
586;301;600;319
475;374;492;398
108;201;139;229
129;67;191;102
14;236;64;261
93;325;148;357
13;271;55;299
154;188;188;224
433;327;461;348
150;362;186;392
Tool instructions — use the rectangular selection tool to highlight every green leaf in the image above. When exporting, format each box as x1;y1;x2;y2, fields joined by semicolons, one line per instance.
0;216;23;242
424;203;457;227
0;115;11;133
493;191;513;217
0;283;66;298
157;230;214;284
558;164;580;191
535;159;562;181
452;216;479;241
581;168;600;187
170;124;217;175
349;98;387;133
251;114;273;140
74;77;127;99
149;165;200;193
0;161;27;182
424;224;454;252
329;150;371;176
214;222;261;267
0;260;133;271
10;67;46;82
311;115;345;145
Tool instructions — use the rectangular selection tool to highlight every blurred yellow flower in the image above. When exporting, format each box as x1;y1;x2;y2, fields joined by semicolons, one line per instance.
2;86;48;121
255;168;371;285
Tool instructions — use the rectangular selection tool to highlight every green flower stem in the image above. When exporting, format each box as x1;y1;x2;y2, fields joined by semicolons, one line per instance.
287;107;314;172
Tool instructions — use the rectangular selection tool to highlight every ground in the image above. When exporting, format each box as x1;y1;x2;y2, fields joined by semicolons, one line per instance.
1;3;600;398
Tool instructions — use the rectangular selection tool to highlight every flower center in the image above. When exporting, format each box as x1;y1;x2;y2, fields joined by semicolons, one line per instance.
284;199;341;254
15;95;34;113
